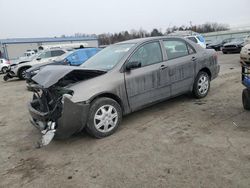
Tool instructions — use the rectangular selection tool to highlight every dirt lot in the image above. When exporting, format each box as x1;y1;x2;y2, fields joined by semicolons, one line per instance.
0;52;250;188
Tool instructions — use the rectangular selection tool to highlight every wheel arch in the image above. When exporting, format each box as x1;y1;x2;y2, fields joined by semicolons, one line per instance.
17;65;32;79
17;65;32;74
199;67;212;80
89;92;124;114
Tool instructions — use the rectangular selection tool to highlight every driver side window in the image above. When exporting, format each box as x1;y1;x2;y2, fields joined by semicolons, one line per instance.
129;42;163;67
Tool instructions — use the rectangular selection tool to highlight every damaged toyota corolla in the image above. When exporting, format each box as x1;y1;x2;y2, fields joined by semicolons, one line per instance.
28;37;220;146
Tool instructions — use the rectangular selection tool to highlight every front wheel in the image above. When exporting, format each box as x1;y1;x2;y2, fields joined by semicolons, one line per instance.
242;89;250;110
193;71;210;99
1;67;8;73
18;67;29;80
86;97;122;138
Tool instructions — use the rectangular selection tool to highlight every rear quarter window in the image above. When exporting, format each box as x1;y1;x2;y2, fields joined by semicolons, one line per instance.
187;37;198;43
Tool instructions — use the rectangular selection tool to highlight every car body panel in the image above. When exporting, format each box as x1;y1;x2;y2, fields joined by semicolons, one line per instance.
28;36;220;139
8;49;68;77
240;44;250;63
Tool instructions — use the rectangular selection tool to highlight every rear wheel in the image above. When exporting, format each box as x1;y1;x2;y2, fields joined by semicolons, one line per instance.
193;71;210;99
86;97;122;138
242;89;250;110
18;67;30;80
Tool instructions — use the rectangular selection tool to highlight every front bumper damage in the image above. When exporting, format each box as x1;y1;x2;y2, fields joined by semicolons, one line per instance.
28;85;90;147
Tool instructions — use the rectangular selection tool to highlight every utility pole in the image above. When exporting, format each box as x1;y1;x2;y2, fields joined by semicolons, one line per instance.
190;21;193;35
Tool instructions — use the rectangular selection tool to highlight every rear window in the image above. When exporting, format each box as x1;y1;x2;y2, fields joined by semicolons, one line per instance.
163;40;189;60
51;50;65;57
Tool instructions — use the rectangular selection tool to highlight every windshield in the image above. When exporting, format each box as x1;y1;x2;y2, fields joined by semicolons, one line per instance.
231;38;244;42
81;43;135;71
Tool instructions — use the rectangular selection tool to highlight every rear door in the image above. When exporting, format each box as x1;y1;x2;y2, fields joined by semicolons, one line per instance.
162;39;196;96
124;41;164;111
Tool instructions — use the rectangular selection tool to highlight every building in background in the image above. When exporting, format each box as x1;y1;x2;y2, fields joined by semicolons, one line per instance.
203;28;250;44
0;37;99;60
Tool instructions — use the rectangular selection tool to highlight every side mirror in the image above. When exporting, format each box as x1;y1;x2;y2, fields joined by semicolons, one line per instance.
63;58;70;65
36;57;41;61
126;61;141;71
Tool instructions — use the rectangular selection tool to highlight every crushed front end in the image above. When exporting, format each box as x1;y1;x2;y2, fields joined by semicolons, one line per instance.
28;84;89;147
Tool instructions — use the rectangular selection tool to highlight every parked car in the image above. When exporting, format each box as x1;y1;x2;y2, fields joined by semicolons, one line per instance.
240;44;250;63
3;48;68;80
206;38;234;51
28;36;220;146
185;35;206;48
222;38;245;54
0;58;10;73
10;50;38;65
25;48;101;82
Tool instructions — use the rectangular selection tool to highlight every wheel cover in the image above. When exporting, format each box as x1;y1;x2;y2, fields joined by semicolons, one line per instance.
2;67;7;73
198;75;209;95
21;70;27;79
94;105;118;133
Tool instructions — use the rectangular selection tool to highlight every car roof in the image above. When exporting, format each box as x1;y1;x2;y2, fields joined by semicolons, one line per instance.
116;36;188;45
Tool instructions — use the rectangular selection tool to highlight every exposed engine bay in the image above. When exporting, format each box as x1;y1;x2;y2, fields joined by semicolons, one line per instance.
28;66;106;147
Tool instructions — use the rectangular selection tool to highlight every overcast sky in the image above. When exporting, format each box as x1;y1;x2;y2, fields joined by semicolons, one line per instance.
0;0;249;39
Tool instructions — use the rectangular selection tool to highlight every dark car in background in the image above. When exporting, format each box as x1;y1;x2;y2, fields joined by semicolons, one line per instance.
27;36;220;146
222;38;245;54
206;38;234;51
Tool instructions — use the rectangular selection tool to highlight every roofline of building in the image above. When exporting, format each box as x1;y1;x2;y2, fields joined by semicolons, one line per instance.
203;29;250;37
0;37;98;44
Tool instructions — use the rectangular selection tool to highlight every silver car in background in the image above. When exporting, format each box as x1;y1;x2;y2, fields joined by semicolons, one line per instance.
28;37;220;146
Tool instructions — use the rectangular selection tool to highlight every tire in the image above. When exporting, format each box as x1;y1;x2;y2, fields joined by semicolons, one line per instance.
222;51;227;54
18;67;30;80
86;97;122;138
3;75;9;81
192;71;210;99
242;89;250;110
1;67;8;73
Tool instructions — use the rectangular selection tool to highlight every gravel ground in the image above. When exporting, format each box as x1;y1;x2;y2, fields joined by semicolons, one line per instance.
0;52;250;188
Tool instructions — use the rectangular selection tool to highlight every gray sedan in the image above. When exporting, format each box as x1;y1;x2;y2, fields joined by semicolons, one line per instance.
28;36;220;146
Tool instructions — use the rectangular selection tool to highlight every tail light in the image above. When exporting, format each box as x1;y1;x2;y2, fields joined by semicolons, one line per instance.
6;61;10;64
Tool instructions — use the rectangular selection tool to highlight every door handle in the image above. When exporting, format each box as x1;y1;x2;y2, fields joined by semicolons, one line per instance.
160;65;168;70
191;57;197;61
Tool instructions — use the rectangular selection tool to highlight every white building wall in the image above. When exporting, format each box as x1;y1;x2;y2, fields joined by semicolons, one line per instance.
3;39;99;60
6;43;39;60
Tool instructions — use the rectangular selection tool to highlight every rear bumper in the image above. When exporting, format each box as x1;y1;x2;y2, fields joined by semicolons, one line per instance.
212;64;220;80
28;97;90;139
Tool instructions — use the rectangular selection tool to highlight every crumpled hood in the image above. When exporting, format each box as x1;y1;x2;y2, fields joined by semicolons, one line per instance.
32;65;106;88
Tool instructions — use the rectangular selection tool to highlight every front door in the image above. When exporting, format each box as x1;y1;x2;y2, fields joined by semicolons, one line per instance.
124;41;164;111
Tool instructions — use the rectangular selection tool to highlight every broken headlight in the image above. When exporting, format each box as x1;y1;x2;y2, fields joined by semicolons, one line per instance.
61;93;73;104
